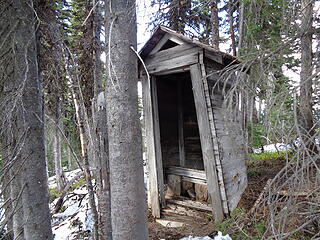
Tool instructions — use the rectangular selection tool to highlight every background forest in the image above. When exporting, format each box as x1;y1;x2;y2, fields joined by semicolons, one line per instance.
0;0;319;240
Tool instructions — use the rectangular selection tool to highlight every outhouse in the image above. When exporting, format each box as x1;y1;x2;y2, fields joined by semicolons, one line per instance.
139;26;247;221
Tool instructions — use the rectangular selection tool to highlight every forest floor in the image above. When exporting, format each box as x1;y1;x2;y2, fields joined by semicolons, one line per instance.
50;154;288;240
147;155;287;240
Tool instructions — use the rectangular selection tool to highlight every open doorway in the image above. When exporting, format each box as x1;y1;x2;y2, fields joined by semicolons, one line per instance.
154;72;209;204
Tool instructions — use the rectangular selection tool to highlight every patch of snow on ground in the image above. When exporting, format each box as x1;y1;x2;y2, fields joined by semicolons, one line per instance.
180;232;232;240
51;182;93;240
48;169;82;189
253;143;292;154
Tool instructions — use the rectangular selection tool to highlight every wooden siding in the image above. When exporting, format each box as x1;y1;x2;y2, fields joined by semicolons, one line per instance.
205;60;248;212
190;64;224;222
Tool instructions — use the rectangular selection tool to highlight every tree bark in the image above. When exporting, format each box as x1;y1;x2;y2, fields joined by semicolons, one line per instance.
210;0;220;49
8;1;54;239
105;0;149;239
94;92;112;240
228;1;236;56
53;100;66;192
299;0;317;154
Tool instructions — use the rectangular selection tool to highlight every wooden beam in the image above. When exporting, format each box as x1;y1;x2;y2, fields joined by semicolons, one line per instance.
204;50;223;65
150;33;171;55
151;77;165;207
177;80;185;167
146;51;199;74
166;198;212;212
166;166;206;180
141;73;161;218
189;64;224;222
145;44;197;66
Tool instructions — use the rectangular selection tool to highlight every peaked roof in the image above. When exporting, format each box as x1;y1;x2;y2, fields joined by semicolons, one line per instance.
139;25;241;64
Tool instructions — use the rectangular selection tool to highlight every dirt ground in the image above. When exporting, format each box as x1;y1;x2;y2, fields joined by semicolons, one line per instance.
148;157;286;240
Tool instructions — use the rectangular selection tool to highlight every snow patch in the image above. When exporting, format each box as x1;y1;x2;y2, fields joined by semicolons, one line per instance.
180;232;232;240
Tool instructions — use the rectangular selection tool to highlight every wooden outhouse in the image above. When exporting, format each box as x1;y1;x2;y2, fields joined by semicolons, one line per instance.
139;26;247;221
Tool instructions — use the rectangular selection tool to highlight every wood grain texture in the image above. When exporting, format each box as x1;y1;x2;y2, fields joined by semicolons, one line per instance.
141;73;161;218
190;64;224;222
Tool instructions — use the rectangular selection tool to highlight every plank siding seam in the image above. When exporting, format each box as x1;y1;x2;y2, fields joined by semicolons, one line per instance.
199;52;229;215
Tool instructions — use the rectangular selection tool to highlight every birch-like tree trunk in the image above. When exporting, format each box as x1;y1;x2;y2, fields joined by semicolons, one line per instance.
105;0;149;239
53;100;66;192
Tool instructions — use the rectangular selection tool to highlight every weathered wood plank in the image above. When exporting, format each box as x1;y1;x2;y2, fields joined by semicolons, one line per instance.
141;73;161;218
182;176;207;185
151;77;165;207
147;52;199;74
199;53;229;215
145;44;197;66
190;64;224;222
166;166;206;180
150;33;172;55
177;80;186;167
166;198;212;212
204;50;223;65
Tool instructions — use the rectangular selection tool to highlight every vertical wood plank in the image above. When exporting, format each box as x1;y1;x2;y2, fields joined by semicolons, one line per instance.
199;52;229;215
141;73;161;218
177;80;186;167
151;77;165;207
190;64;224;222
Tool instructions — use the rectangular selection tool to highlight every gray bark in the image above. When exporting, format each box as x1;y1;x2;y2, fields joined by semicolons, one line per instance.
5;1;54;239
105;0;149;239
94;92;112;239
299;0;317;154
53;101;66;192
211;0;220;49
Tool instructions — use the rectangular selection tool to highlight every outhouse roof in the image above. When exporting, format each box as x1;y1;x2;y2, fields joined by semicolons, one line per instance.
139;25;241;65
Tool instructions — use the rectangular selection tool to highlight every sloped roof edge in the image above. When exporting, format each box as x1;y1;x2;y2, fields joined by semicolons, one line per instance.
139;25;241;64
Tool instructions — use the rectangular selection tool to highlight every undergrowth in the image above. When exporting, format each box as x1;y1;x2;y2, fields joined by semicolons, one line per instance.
216;208;266;240
49;177;86;202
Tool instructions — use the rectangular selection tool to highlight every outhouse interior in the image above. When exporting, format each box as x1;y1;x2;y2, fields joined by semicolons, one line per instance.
139;26;248;221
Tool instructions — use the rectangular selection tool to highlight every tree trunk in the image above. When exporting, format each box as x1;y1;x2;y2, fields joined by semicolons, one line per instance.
53;100;66;192
105;0;149;239
71;87;100;240
299;0;316;154
6;1;54;239
228;1;236;56
210;0;220;49
94;92;112;239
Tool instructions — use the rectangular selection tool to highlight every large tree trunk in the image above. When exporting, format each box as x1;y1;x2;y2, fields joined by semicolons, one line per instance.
299;0;317;154
210;0;220;49
105;0;149;239
3;1;54;239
